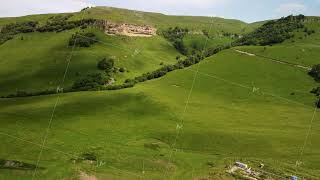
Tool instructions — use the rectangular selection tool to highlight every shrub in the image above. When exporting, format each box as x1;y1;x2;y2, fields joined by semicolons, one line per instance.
162;27;189;41
0;21;38;44
202;29;209;37
173;39;188;55
81;152;97;161
309;64;320;81
72;73;109;91
37;15;95;33
1;21;38;34
81;7;90;11
162;27;189;55
119;67;126;72
97;58;114;72
69;32;97;47
311;87;320;96
316;98;320;108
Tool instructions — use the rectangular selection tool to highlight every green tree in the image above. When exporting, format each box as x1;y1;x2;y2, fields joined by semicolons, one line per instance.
72;73;109;91
309;64;320;81
97;58;115;72
119;67;126;72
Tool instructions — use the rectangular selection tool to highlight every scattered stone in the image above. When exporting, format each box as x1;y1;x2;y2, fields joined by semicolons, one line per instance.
79;171;98;180
97;20;157;37
206;161;215;167
0;159;40;170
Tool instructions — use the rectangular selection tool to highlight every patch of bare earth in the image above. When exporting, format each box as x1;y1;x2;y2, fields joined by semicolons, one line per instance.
79;171;98;180
153;159;176;172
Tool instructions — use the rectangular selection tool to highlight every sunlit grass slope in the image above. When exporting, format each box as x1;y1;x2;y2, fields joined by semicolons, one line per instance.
0;49;319;179
0;6;256;35
71;6;254;34
0;27;180;96
0;6;256;96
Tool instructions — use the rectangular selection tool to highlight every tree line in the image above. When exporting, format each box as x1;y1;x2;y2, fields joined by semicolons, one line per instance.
2;42;231;98
162;27;189;55
0;15;96;45
235;15;306;46
7;14;310;97
309;64;320;108
68;32;97;47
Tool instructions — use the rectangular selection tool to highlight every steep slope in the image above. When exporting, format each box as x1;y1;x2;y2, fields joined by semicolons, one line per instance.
0;27;180;96
0;6;255;97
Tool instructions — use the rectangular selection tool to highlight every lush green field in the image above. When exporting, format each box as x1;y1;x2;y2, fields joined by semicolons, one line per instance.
0;6;248;97
183;34;233;54
0;26;181;96
1;7;320;179
0;49;319;179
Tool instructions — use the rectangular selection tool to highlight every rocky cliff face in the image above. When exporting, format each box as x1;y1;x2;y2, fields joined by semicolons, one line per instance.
96;20;157;37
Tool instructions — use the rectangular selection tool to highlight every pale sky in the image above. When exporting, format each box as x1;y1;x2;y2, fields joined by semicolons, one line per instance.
0;0;319;22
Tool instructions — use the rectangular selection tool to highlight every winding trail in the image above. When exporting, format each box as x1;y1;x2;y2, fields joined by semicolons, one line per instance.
234;49;312;71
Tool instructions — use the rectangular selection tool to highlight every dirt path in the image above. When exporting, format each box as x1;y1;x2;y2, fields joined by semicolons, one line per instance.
234;49;256;56
234;49;312;71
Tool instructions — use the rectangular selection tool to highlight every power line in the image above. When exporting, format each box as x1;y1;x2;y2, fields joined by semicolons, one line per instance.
31;10;87;180
163;16;215;179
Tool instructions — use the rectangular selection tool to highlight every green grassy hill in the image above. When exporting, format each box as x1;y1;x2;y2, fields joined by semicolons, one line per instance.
0;6;254;35
236;17;320;66
0;49;319;179
0;7;320;180
0;27;180;96
0;6;253;96
70;6;255;34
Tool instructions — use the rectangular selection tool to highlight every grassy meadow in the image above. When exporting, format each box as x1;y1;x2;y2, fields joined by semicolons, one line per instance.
0;7;320;180
0;49;319;179
0;27;180;96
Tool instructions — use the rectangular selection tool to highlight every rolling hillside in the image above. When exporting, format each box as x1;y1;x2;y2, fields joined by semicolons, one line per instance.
0;6;255;96
237;16;320;66
0;27;180;96
0;49;319;179
0;6;255;34
0;6;320;180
